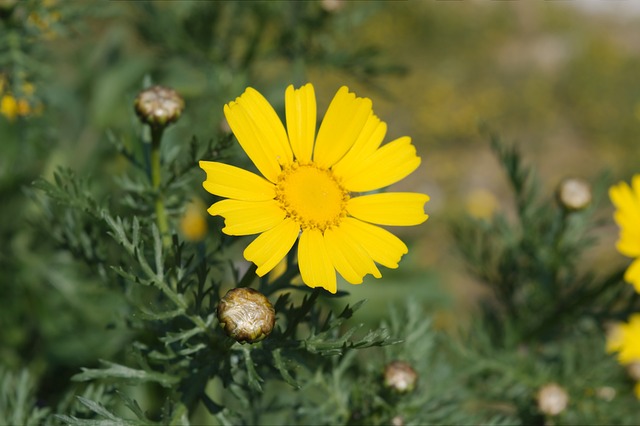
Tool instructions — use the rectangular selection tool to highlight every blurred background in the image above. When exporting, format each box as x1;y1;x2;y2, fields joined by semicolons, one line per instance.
2;0;640;394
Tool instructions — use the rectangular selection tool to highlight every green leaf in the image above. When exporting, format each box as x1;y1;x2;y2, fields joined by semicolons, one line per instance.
72;360;179;388
242;347;263;392
115;390;149;422
272;348;299;388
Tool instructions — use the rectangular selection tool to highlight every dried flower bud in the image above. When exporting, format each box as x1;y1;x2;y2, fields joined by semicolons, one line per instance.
537;383;569;416
383;361;417;394
596;386;616;402
556;178;591;212
390;415;404;426
321;0;345;12
134;85;184;128
217;288;275;344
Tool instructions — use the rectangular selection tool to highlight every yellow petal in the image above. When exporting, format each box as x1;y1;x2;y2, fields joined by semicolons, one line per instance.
332;114;386;177
324;226;381;284
610;181;640;218
625;258;640;293
200;161;275;201
244;218;300;276
339;217;408;269
285;83;316;163
610;178;640;257
340;136;421;192
347;192;429;226
606;323;624;353
224;87;292;182
313;86;372;169
298;229;337;293
634;382;640;400
208;199;285;235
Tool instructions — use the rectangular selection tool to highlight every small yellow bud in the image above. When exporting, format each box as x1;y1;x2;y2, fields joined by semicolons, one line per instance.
556;178;591;212
134;85;184;128
537;383;569;416
383;361;418;394
217;288;275;344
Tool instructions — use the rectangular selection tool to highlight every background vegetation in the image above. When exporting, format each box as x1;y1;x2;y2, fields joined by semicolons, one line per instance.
1;1;639;424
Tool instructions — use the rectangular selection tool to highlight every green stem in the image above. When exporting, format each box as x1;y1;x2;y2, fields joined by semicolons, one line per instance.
150;125;171;249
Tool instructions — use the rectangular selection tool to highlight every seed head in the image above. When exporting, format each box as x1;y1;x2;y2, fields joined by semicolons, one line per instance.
217;287;275;344
383;361;418;394
134;85;184;128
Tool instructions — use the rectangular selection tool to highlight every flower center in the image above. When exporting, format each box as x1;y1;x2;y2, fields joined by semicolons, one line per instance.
275;162;349;231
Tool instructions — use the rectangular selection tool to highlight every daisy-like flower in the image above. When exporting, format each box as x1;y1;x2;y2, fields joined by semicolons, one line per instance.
609;175;640;292
200;83;429;293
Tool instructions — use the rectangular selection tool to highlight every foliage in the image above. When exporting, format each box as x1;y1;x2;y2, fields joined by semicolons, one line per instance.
2;1;640;425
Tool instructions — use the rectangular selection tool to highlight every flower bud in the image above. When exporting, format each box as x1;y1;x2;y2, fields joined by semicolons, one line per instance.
595;386;616;402
537;383;569;416
556;178;591;212
321;0;345;12
383;361;417;394
217;288;275;344
134;85;184;128
390;415;404;426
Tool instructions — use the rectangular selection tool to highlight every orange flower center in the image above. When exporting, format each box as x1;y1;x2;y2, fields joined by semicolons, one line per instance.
275;162;349;231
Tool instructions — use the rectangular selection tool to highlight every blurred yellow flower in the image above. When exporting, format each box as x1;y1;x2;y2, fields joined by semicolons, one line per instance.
22;82;35;96
180;199;208;242
609;175;640;292
200;83;429;293
606;314;640;365
1;95;19;121
465;188;497;220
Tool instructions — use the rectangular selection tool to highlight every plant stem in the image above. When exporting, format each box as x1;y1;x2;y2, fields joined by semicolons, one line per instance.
150;125;171;249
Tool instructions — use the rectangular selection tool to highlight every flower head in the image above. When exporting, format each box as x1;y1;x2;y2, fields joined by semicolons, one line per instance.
200;84;429;293
609;175;640;292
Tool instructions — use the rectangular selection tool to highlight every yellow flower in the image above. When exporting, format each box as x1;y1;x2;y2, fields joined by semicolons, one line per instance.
465;188;497;220
610;175;640;292
180;198;208;242
200;84;429;293
606;314;640;365
0;95;18;121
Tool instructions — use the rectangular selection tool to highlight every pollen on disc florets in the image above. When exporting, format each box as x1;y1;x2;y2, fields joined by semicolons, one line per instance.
275;161;349;231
